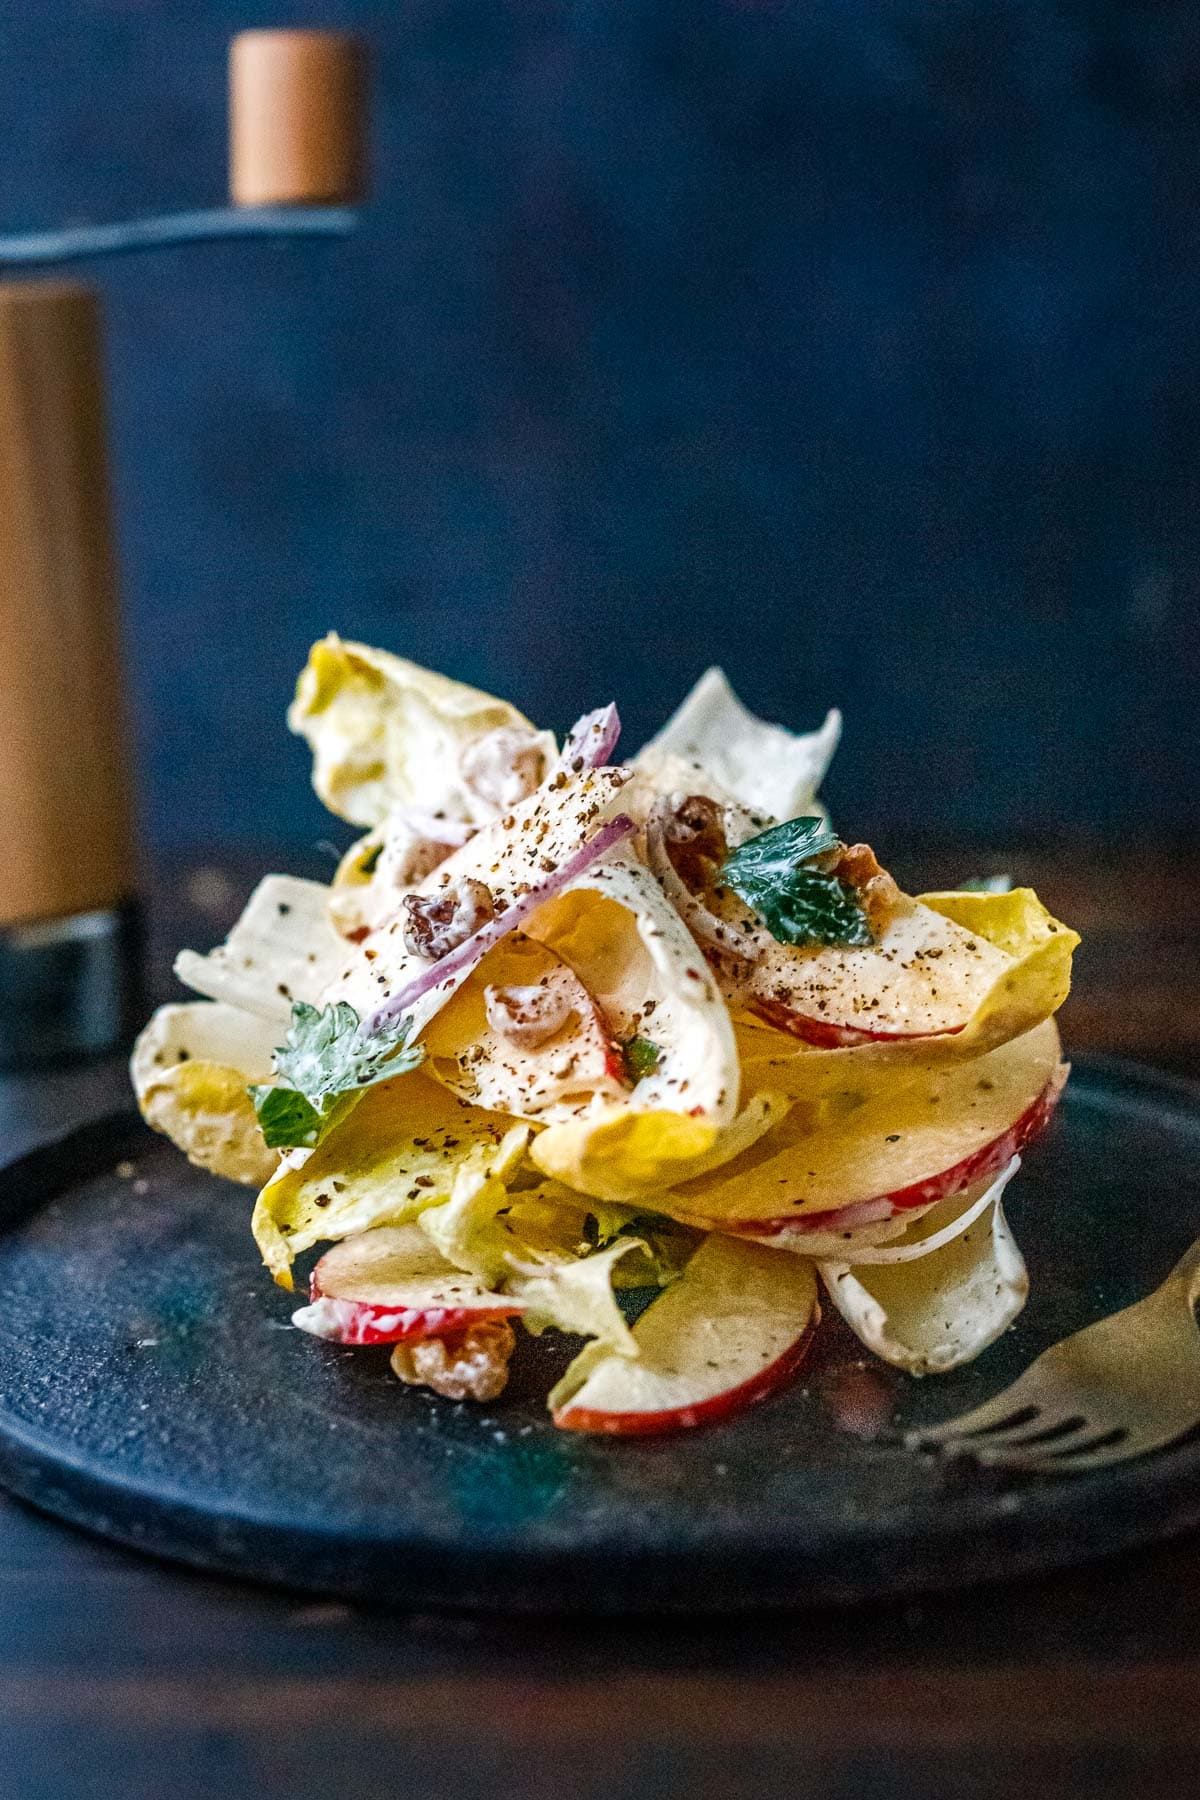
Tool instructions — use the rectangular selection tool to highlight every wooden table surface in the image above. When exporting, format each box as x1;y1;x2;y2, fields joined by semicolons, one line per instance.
1;846;1196;1800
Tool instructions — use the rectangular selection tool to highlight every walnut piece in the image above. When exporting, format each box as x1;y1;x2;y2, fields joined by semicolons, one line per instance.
483;980;574;1050
403;878;496;961
817;841;911;932
664;793;730;891
390;1320;516;1402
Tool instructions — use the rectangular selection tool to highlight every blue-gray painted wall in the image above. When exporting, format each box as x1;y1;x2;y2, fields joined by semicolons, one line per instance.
2;2;1197;850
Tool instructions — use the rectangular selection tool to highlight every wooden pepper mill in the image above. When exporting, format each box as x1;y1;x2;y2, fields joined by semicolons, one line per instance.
0;32;366;1067
0;282;138;1066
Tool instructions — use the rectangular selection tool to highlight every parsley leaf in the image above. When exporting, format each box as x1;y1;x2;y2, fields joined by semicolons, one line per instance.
249;1001;425;1150
622;1035;662;1082
250;1083;352;1153
719;816;873;949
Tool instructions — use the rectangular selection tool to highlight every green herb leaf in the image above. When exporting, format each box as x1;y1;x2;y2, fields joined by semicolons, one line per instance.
249;1001;425;1150
250;1084;356;1153
719;816;873;949
622;1035;662;1082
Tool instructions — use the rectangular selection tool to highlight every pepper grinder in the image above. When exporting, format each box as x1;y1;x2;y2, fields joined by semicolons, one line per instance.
0;31;367;1068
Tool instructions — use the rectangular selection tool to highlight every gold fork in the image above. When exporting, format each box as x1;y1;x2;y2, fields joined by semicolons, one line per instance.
906;1238;1200;1473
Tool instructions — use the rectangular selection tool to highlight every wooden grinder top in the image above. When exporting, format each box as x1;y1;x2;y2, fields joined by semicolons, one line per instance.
229;30;367;208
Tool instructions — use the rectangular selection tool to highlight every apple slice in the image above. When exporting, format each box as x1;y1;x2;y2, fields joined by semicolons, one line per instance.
551;1235;819;1436
667;1018;1066;1231
646;797;1017;1047
733;1074;1064;1245
292;1225;522;1346
744;901;1014;1046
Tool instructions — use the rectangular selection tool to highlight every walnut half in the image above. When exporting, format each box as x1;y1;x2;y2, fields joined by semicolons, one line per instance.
389;1320;516;1403
402;878;496;961
819;842;911;934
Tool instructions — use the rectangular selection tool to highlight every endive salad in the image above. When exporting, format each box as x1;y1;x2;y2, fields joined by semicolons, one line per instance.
133;637;1079;1435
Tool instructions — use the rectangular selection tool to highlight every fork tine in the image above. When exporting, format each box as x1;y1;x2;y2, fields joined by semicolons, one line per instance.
919;1412;1090;1461
970;1411;1089;1451
975;1425;1130;1473
992;1412;1200;1474
974;1420;1100;1465
905;1391;1042;1448
1031;1435;1145;1473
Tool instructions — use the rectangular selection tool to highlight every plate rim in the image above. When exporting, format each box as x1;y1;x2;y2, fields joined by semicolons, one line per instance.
0;1054;1198;1614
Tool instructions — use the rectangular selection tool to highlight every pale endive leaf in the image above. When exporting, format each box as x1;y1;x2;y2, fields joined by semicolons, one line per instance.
507;1238;647;1355
817;1160;1027;1374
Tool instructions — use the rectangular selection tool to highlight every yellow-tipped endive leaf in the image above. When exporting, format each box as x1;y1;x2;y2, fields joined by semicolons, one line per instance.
415;1166;514;1287
174;874;348;1028
817;1159;1027;1373
635;667;840;824
335;831;382;890
528;1092;791;1204
131;1001;281;1187
419;1170;696;1294
421;935;628;1124
735;886;1079;1107
525;857;739;1124
251;1070;528;1287
327;830;385;936
288;633;554;828
417;1165;589;1288
917;886;1078;1046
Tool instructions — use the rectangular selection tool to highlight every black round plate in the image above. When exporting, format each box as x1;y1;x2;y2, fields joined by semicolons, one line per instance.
0;1057;1198;1613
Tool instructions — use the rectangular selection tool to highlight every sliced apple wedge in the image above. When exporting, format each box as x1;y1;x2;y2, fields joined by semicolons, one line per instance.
647;793;1035;1048
292;1225;522;1346
745;900;1014;1046
666;1017;1065;1231
733;1076;1063;1246
551;1235;819;1435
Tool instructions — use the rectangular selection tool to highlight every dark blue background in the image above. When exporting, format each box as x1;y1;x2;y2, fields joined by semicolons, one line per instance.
3;2;1198;851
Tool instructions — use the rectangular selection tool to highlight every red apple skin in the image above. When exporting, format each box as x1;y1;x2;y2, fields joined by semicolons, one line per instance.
551;1318;817;1437
706;1070;1066;1240
751;994;965;1049
296;1293;522;1348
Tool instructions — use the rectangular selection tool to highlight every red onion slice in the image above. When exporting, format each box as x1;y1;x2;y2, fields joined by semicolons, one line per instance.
365;811;637;1036
558;703;622;775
